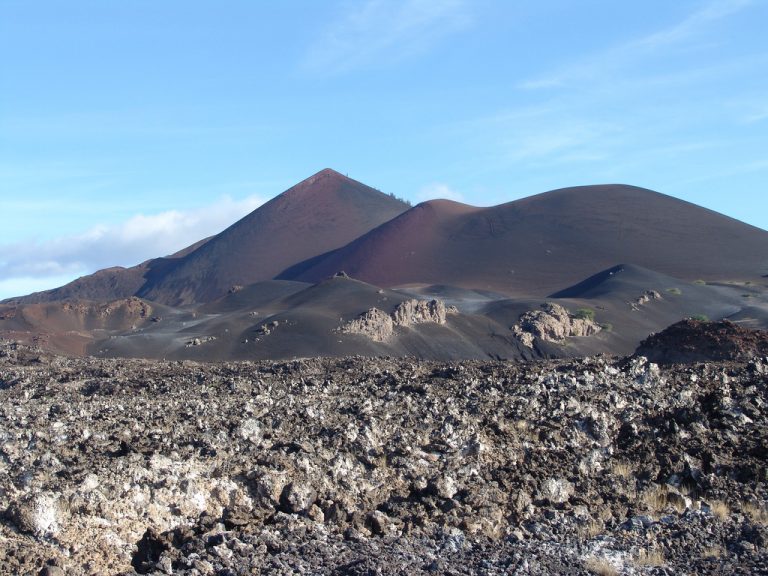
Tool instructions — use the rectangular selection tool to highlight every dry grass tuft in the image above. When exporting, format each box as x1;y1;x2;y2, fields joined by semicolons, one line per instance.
513;419;539;442
678;481;696;497
514;419;530;432
642;484;669;513
641;484;689;514
583;556;618;576
577;519;604;540
611;461;632;478
709;500;730;520
703;545;724;559
634;548;665;566
743;502;768;524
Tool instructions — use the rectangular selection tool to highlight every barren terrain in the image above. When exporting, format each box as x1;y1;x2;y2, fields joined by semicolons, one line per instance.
1;336;766;575
2;171;767;363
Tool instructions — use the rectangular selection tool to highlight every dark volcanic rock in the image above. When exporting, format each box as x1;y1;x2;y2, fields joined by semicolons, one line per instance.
0;340;766;574
636;319;768;364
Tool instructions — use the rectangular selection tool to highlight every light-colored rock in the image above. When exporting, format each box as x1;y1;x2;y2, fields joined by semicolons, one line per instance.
391;299;447;327
339;308;394;342
630;290;663;310
339;299;447;342
537;478;574;504
513;303;601;348
9;493;63;537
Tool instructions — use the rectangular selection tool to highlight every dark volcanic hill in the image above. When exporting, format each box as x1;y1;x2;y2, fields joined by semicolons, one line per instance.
3;176;768;362
283;185;768;296
7;169;410;306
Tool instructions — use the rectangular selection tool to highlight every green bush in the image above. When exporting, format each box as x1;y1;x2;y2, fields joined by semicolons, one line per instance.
666;288;682;295
691;314;709;322
574;308;596;321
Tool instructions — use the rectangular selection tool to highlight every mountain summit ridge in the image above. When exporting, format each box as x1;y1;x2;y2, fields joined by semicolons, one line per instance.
4;172;768;307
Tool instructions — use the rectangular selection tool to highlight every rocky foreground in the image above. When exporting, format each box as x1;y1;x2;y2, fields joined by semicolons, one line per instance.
0;340;766;575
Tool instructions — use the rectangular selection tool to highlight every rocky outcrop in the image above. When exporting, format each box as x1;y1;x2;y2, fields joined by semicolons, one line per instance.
61;296;152;320
340;299;450;342
636;319;768;364
513;303;601;348
392;299;447;326
339;307;394;342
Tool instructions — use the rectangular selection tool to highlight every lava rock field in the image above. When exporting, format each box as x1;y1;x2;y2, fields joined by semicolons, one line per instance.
0;342;766;575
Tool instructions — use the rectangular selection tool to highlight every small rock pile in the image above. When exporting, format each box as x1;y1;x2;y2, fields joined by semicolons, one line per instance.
630;290;663;311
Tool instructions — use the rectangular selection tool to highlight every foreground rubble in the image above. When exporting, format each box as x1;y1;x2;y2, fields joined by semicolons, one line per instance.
0;341;766;575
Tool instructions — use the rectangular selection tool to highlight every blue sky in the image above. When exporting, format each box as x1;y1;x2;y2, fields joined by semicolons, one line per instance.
1;0;766;300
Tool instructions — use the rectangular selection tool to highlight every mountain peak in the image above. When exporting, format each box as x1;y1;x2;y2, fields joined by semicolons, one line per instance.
297;167;347;187
316;167;344;177
279;168;360;202
135;169;410;304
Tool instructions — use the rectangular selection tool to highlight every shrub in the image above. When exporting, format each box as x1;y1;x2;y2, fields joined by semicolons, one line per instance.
691;314;709;322
574;307;596;321
694;279;707;285
666;288;682;295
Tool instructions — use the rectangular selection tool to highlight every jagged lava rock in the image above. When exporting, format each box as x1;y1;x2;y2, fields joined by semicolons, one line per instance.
636;319;768;364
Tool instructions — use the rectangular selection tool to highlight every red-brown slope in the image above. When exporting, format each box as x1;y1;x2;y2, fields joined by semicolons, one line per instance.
137;169;410;305
0;297;160;356
5;169;410;307
285;185;768;296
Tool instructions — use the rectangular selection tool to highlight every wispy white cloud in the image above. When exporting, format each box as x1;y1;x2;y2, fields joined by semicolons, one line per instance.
633;0;753;49
519;0;755;90
502;121;621;164
739;98;768;123
459;0;763;185
416;182;464;202
303;0;471;75
0;194;266;291
745;110;768;123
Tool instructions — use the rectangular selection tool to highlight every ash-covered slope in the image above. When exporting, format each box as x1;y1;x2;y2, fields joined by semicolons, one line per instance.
91;276;538;362
284;185;768;296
